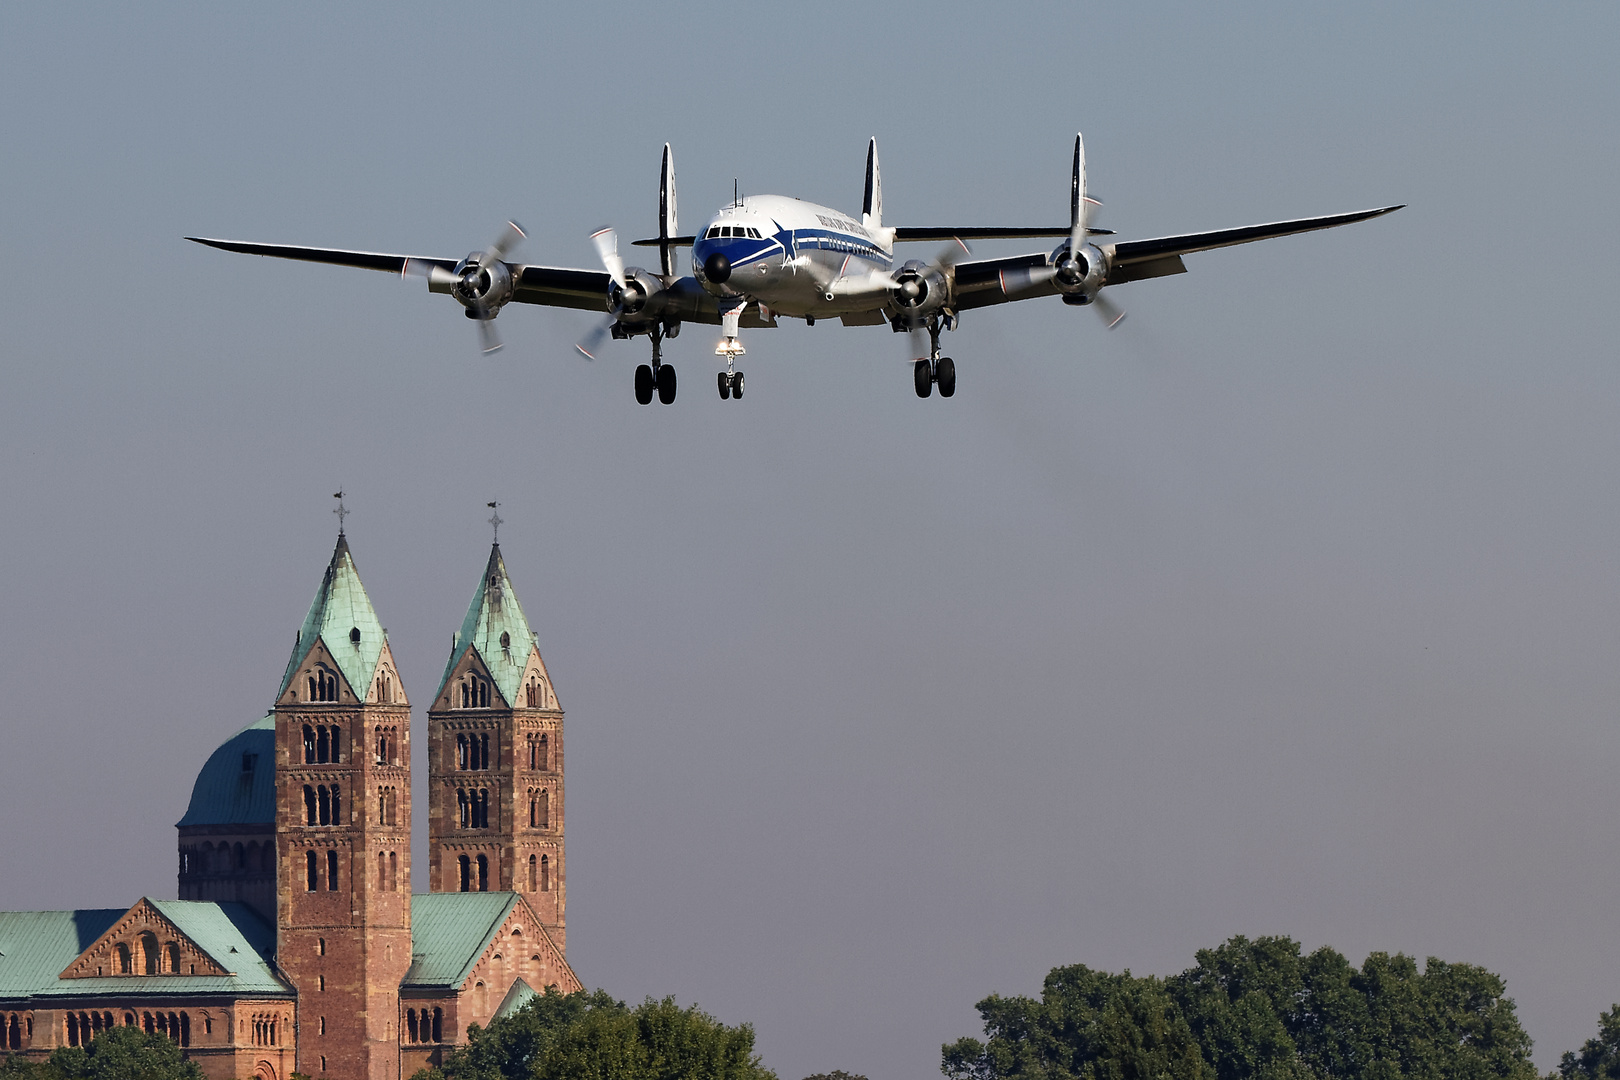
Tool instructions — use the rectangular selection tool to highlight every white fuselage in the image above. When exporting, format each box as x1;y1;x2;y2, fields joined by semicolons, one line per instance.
690;195;898;319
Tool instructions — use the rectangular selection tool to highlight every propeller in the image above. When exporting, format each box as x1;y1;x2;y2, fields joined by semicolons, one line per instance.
405;219;525;354
590;227;626;289
1058;134;1124;330
574;227;632;359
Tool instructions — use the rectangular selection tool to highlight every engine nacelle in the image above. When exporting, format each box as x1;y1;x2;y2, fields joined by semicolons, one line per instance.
886;259;950;320
430;252;517;317
1050;241;1107;301
612;267;671;320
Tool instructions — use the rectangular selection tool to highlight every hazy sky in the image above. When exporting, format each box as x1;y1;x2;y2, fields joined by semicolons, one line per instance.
3;5;1619;1078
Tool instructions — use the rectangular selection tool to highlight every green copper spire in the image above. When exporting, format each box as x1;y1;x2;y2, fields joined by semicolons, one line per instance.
277;533;388;700
438;543;537;707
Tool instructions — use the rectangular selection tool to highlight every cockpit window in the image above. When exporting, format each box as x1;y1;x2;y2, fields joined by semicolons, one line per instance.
707;225;761;240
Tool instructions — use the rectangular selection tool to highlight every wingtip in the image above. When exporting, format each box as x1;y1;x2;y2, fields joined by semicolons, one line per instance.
574;344;596;361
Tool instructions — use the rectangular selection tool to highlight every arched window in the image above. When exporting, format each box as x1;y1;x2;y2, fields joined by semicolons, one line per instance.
457;734;469;770
316;725;330;763
329;725;341;762
378;851;388;889
332;783;342;824
305;785;318;826
235;842;246;869
165;942;181;973
318;785;331;826
306;850;318;891
303;725;316;764
378;786;387;825
432;1007;443;1042
539;733;548;770
480;680;490;707
458;788;470;828
261;844;275;872
180;1012;189;1047
476;788;489;829
66;1013;78;1047
477;854;489;892
327;850;339;891
140;932;159;975
528;854;537;891
407;1009;418;1043
389;850;398;891
528;793;537;828
458;854;470;893
115;942;131;974
538;790;549;828
479;733;490;769
541;854;550;892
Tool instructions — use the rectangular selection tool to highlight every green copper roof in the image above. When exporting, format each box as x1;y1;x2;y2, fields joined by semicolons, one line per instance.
176;714;276;828
0;908;122;999
492;977;537;1021
278;533;388;700
0;902;289;1001
438;544;537;707
404;892;521;989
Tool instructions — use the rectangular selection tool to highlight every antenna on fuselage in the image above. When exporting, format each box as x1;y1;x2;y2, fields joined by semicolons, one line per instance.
733;178;738;208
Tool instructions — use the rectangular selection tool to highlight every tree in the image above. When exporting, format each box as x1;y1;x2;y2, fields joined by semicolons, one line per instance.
942;963;1208;1080
1556;1005;1620;1080
411;987;776;1080
946;938;1539;1080
1;1027;202;1080
800;1072;869;1080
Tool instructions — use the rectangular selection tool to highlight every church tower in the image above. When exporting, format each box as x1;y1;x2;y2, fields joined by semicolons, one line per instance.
427;542;566;950
273;532;412;1079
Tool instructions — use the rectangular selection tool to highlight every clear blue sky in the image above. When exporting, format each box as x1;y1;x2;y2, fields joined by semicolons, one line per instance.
3;4;1619;1077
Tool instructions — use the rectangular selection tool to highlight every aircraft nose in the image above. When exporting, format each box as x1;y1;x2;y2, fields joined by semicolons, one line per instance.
703;252;732;283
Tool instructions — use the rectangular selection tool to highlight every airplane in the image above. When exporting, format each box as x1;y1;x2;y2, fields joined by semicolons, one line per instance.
187;134;1400;405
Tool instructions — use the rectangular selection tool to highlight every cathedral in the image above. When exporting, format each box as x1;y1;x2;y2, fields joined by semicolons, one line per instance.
0;530;581;1080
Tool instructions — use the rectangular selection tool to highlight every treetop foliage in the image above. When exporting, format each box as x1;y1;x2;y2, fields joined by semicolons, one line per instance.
0;1025;203;1080
943;936;1540;1080
1556;1005;1620;1080
410;987;776;1080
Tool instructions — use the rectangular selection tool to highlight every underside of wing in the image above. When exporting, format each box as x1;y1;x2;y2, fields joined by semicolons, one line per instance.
187;236;613;312
186;236;452;274
892;226;1112;242
1104;205;1403;266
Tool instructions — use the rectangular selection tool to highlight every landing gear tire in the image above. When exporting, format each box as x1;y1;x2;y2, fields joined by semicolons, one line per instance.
656;364;677;405
914;359;933;398
936;357;956;398
635;364;654;405
718;371;731;399
732;371;743;399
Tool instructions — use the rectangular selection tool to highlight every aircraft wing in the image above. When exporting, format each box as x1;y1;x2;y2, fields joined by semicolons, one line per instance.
185;237;613;313
949;204;1402;311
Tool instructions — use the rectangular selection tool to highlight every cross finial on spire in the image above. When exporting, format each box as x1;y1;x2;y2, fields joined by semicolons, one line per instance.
487;501;503;543
333;490;350;535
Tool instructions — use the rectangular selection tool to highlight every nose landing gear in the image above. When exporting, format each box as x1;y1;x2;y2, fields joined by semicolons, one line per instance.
717;369;744;400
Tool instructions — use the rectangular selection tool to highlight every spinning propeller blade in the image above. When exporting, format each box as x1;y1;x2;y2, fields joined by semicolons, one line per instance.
590;228;626;289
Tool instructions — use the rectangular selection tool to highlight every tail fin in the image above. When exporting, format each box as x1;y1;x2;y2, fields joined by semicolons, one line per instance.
861;137;882;230
658;143;678;277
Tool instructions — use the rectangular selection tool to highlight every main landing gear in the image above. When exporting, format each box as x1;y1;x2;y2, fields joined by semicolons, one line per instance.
634;325;677;405
912;316;956;399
